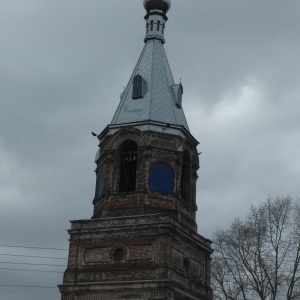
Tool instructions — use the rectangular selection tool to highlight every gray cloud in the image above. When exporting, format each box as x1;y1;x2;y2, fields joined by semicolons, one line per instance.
1;1;300;299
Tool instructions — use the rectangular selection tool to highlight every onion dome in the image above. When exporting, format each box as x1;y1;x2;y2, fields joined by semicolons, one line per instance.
143;0;171;13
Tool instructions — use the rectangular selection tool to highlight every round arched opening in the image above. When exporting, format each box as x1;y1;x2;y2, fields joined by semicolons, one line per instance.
119;140;138;192
113;248;125;262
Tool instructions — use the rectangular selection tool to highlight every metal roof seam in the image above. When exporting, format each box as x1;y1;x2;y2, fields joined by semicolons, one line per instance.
110;43;147;124
160;43;179;126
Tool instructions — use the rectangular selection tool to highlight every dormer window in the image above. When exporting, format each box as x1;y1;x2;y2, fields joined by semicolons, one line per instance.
172;83;183;108
132;75;144;99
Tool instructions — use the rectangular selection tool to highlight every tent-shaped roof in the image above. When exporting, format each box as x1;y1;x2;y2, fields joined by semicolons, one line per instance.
111;38;189;132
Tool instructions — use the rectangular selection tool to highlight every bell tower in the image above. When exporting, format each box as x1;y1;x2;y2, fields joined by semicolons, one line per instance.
59;1;213;299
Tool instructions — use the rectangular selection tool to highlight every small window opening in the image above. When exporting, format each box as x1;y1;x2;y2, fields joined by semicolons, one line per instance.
132;75;143;99
181;151;191;201
113;248;125;262
120;141;138;193
157;20;160;31
184;257;190;271
150;20;154;31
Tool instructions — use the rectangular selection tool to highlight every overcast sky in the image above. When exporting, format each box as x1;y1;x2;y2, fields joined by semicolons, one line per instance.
1;0;300;299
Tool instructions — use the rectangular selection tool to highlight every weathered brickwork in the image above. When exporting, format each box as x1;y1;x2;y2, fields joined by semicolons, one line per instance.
59;129;213;299
93;128;199;231
60;212;212;299
61;287;174;300
59;1;215;298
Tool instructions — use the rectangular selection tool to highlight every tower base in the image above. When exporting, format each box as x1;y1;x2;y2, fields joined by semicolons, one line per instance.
59;214;212;300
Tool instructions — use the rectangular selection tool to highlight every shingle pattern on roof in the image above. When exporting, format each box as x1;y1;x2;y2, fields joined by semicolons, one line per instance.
111;39;189;132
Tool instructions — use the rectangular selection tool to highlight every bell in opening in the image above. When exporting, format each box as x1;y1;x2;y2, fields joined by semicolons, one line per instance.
119;141;138;192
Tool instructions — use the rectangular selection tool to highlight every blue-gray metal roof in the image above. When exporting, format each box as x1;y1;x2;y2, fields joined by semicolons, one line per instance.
111;38;190;132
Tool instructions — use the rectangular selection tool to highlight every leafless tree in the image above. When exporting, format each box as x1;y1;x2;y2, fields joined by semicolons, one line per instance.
212;196;300;300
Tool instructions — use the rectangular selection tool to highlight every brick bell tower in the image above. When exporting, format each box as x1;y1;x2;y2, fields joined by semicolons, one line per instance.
59;0;213;299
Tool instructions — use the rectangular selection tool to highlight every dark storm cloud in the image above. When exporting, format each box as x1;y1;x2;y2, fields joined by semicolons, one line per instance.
1;1;300;299
168;1;300;106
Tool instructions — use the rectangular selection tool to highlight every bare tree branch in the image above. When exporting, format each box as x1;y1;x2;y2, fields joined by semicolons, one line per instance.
212;196;300;300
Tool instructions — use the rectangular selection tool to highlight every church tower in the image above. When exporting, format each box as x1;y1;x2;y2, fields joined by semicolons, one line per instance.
59;1;213;299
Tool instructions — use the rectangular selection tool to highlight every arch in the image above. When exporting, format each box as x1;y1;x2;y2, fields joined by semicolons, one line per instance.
149;162;174;193
119;140;138;192
106;127;142;150
150;20;154;31
132;75;143;99
97;168;106;198
157;20;160;31
181;150;191;201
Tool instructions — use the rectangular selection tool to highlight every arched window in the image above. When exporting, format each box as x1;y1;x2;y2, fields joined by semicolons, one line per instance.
97;168;106;198
149;162;174;193
132;75;143;99
120;141;138;192
150;20;154;31
181;151;190;201
157;20;160;31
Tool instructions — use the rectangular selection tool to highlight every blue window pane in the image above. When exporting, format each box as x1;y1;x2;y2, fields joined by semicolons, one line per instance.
97;168;106;197
149;162;174;193
133;83;143;97
132;75;143;98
